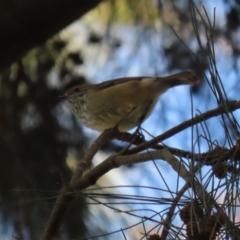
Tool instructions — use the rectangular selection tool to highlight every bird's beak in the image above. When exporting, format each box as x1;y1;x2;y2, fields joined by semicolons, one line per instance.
58;95;67;100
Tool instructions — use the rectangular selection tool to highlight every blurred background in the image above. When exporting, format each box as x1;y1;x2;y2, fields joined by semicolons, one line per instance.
0;0;240;239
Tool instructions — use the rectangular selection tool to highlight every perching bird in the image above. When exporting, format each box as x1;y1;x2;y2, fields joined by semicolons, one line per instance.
63;71;199;132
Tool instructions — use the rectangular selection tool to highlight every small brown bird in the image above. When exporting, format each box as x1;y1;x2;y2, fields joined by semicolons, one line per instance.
63;71;199;132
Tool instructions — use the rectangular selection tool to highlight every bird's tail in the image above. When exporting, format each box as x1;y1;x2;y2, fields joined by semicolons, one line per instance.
159;71;199;88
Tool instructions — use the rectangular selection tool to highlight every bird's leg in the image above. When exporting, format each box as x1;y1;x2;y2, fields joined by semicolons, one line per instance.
113;106;137;131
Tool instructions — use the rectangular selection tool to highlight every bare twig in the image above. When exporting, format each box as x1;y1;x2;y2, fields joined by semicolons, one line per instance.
161;183;190;240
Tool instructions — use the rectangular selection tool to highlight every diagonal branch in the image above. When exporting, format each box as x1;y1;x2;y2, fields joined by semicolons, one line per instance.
126;101;240;154
42;128;116;240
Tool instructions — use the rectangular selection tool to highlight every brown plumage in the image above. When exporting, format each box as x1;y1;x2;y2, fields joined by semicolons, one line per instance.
64;71;199;132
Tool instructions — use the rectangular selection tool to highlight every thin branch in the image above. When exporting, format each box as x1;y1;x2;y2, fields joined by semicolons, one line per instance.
70;128;116;185
161;183;190;240
127;101;240;155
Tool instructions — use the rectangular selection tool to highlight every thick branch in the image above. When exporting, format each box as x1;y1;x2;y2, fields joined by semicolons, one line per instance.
42;128;116;240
